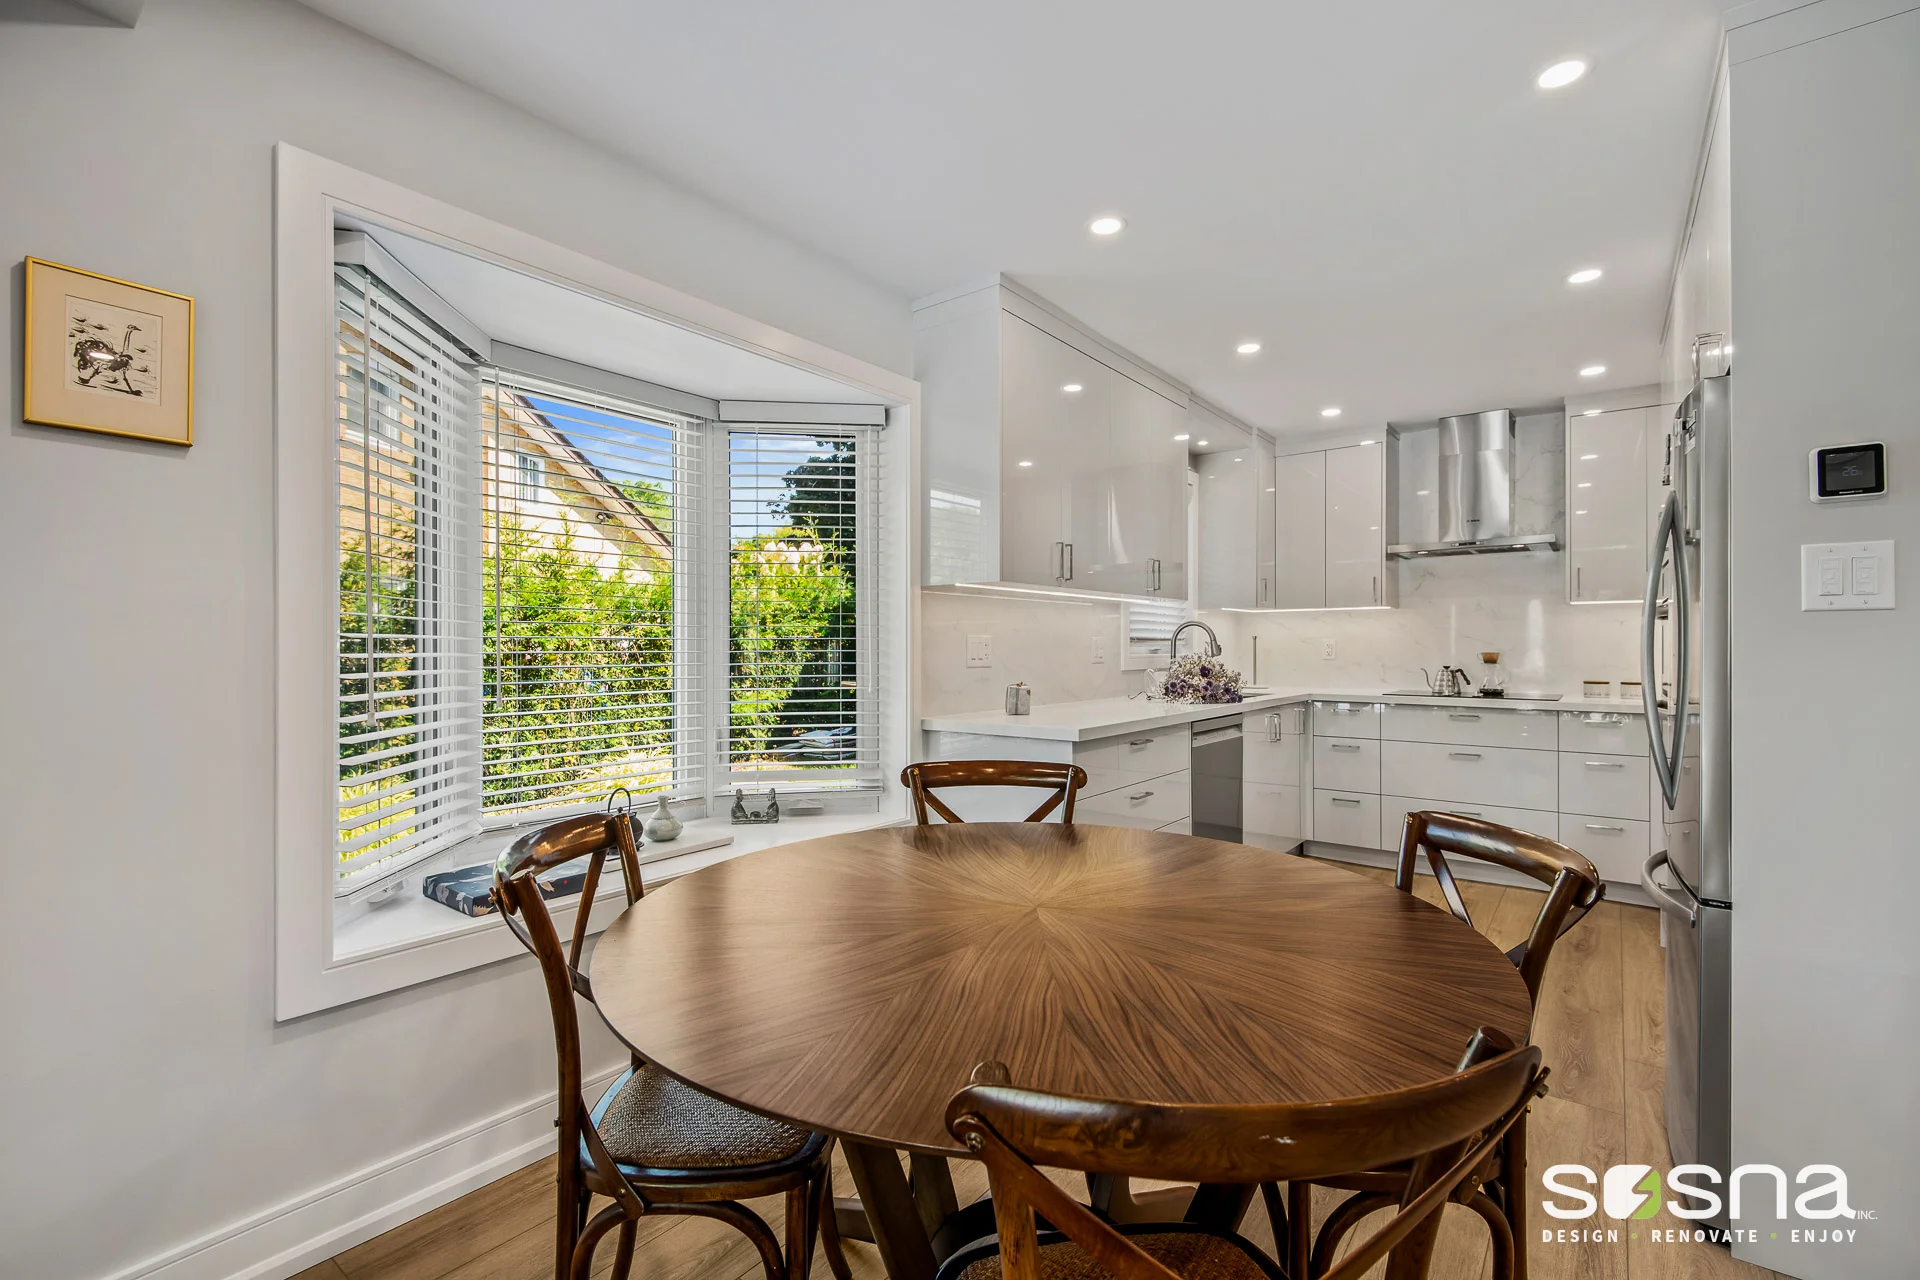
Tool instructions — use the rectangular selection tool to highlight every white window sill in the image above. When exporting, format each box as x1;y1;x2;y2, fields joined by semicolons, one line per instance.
290;808;904;1019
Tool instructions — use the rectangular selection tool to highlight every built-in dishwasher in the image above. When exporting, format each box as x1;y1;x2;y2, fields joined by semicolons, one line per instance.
1190;713;1244;842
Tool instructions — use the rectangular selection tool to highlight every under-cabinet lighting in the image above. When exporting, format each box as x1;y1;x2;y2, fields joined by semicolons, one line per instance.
1582;409;1603;416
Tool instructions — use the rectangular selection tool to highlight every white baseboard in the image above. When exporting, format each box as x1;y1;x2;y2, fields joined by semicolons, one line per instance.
100;1065;624;1280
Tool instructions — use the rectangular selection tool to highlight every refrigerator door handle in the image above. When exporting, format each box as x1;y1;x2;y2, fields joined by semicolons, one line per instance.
1642;489;1691;808
1641;850;1698;927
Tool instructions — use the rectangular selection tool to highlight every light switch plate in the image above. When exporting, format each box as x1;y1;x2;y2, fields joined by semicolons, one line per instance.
1090;635;1107;665
1801;541;1896;610
966;634;993;667
1322;639;1337;660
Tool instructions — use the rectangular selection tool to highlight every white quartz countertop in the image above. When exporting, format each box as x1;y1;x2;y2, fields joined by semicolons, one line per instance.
920;687;1642;742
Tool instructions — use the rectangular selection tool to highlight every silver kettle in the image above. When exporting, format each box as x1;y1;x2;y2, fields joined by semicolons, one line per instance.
1421;665;1474;697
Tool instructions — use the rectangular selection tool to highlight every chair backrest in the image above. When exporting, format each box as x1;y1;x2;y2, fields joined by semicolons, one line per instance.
900;760;1090;825
1395;810;1605;1002
947;1030;1544;1280
493;812;645;1182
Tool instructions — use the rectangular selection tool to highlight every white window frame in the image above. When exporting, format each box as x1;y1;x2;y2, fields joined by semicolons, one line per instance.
274;145;919;1019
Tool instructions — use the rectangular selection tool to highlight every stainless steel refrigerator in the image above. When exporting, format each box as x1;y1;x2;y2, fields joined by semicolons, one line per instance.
1639;365;1732;1227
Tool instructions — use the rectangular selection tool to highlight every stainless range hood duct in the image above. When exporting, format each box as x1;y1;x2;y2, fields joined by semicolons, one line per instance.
1387;409;1559;558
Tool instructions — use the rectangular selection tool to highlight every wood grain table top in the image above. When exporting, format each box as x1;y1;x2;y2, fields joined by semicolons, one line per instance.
591;823;1533;1155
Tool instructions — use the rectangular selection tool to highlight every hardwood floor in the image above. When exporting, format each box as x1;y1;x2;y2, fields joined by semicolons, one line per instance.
299;859;1781;1280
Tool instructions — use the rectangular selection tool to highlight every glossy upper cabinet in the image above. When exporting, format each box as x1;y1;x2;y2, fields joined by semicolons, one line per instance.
915;284;1190;597
1567;408;1650;603
1324;442;1394;608
1274;449;1327;609
1104;371;1188;598
1197;441;1277;609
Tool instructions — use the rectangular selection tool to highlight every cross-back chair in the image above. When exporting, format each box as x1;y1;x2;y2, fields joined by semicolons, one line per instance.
941;1029;1545;1280
493;813;852;1280
1284;811;1603;1280
900;760;1089;825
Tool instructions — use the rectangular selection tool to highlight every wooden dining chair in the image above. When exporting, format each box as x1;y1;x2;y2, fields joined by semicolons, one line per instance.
493;813;853;1280
900;760;1090;825
940;1028;1545;1280
1288;811;1604;1280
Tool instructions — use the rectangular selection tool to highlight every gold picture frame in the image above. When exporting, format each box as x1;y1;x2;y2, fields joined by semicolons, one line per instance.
23;257;195;446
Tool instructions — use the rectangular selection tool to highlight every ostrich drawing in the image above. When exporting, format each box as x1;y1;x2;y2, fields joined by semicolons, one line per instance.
72;323;145;395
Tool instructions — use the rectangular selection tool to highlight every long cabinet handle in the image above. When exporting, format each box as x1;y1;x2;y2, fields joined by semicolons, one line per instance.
1584;822;1627;833
1583;760;1627;770
1065;542;1074;581
1447;713;1482;721
1267;714;1282;743
1329;743;1362;752
1127;738;1155;747
1447;809;1484;818
1128;791;1155;802
1330;797;1362;807
1373;575;1380;604
1448;751;1483;760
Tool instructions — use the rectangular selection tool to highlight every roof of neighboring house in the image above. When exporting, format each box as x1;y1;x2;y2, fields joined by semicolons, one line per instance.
485;388;672;568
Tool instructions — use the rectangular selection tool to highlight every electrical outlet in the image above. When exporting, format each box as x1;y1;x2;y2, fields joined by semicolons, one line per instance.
966;634;993;667
1322;639;1337;661
1091;635;1107;665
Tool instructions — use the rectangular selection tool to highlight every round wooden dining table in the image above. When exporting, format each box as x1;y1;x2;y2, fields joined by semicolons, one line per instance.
591;822;1532;1280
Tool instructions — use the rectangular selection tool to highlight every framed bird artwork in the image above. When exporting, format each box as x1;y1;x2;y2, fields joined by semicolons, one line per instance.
23;257;195;446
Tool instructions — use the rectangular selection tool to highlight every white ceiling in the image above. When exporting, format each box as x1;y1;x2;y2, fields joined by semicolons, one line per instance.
301;0;1723;433
368;226;887;404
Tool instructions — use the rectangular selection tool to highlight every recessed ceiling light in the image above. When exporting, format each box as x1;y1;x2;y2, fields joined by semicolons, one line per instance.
1061;383;1083;393
1236;341;1262;355
1567;267;1603;285
1580;453;1599;460
1234;456;1243;462
1088;215;1126;236
1580;364;1607;377
1575;510;1588;515
1174;433;1190;441
1577;482;1592;489
1321;407;1342;418
1017;460;1033;467
1538;59;1587;89
1360;439;1377;446
1196;440;1210;447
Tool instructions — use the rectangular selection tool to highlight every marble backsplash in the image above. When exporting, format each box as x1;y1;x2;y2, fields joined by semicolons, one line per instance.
919;588;1141;716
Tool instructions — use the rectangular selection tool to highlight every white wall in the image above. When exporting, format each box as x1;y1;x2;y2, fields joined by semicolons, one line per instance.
1719;5;1920;1276
0;3;911;1278
918;588;1138;715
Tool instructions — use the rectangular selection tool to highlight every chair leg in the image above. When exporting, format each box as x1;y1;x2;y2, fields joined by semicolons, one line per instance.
608;1219;639;1280
682;1199;787;1280
1504;1108;1530;1280
786;1184;814;1280
554;1165;585;1280
571;1204;629;1280
1309;1191;1396;1280
818;1164;854;1280
1467;1191;1516;1280
1257;1183;1288;1266
1286;1181;1312;1280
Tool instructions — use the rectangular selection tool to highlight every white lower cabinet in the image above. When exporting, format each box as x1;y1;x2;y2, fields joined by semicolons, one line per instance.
1382;797;1558;848
1079;769;1191;829
1379;741;1558;811
1559;814;1651;883
1559;751;1649;820
1244;706;1306;850
1314;790;1382;849
1245;783;1303;850
1156;817;1194;836
1313;736;1380;793
1075;730;1190;802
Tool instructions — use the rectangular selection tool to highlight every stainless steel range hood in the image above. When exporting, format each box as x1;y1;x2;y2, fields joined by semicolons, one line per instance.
1387;409;1559;558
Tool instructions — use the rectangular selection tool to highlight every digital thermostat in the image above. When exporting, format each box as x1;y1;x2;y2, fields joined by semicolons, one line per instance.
1809;442;1886;502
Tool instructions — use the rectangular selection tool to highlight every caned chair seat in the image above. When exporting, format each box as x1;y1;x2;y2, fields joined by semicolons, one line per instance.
591;1065;820;1174
945;1227;1282;1280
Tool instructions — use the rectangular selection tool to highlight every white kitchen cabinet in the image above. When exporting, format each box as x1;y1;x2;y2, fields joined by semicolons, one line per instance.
1313;736;1381;793
914;281;1194;598
1380;740;1559;812
1079;770;1192;829
1381;704;1557;750
1325;441;1395;608
1567;408;1650;603
1243;706;1306;851
1314;790;1383;849
1197;440;1277;609
1558;752;1650;821
1382;797;1558;845
1313;700;1381;738
1274;450;1326;608
1559;815;1651;884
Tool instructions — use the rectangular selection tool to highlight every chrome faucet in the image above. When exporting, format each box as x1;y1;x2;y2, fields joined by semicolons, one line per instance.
1170;619;1222;659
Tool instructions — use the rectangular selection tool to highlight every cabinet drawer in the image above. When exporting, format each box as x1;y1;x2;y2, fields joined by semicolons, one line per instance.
1560;814;1651;883
1314;701;1381;739
1078;769;1189;829
1313;789;1382;849
1155;817;1193;836
1075;731;1191;798
1380;741;1558;811
1382;704;1558;750
1559;710;1647;755
1313;736;1380;793
1559;752;1649;821
1382;797;1558;850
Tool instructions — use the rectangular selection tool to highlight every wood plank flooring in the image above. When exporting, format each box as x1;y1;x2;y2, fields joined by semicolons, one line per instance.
299;859;1781;1280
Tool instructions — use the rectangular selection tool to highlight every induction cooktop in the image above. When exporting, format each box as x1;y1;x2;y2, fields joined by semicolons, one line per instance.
1383;691;1564;701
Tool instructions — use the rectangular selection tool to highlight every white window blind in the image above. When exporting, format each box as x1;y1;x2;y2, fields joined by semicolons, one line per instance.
334;264;482;891
1123;595;1197;669
726;427;882;791
480;373;707;821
